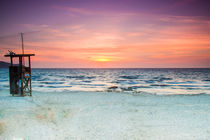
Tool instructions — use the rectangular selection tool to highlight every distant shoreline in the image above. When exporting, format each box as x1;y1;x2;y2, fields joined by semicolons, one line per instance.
0;61;10;68
0;61;209;69
31;67;210;69
1;67;210;69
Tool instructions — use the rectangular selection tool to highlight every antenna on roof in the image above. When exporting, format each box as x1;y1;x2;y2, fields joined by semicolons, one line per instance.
20;32;25;65
20;32;24;54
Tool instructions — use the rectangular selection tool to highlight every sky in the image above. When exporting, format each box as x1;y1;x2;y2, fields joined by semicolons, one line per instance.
0;0;210;68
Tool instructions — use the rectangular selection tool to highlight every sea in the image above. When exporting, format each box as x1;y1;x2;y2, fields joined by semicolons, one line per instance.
0;68;210;140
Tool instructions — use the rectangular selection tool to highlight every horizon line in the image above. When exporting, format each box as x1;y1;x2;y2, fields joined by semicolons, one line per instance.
30;67;210;69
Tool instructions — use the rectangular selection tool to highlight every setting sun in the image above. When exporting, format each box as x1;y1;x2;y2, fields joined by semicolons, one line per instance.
94;58;111;62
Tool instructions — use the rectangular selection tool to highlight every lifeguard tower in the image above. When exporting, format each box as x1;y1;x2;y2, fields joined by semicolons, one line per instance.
4;53;35;96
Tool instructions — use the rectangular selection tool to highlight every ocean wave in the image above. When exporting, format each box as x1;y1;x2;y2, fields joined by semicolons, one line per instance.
153;77;173;81
45;85;72;88
119;75;140;79
66;75;85;79
0;79;8;82
150;84;170;87
1;68;210;96
105;90;210;96
41;81;65;85
66;75;96;79
145;80;155;83
96;89;209;96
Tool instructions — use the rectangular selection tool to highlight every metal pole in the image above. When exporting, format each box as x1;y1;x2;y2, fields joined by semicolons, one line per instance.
20;33;24;54
20;33;25;65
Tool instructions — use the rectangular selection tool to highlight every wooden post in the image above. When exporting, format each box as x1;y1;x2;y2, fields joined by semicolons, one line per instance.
29;56;31;67
10;56;13;66
29;56;32;96
19;56;23;96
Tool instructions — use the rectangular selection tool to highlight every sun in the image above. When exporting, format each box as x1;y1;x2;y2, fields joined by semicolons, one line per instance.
95;58;111;62
92;57;111;62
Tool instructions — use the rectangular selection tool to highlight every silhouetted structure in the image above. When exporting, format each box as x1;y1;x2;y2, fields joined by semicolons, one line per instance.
4;54;35;96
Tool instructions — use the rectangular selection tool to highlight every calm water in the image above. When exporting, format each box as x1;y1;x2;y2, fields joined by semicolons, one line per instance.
0;68;210;95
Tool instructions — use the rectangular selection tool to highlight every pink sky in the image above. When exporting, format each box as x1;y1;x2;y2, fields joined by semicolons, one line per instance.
0;0;210;68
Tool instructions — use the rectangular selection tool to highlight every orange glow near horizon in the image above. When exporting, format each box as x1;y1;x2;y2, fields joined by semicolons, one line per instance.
0;3;210;68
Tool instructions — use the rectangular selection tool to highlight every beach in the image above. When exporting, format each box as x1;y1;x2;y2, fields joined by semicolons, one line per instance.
0;90;210;140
